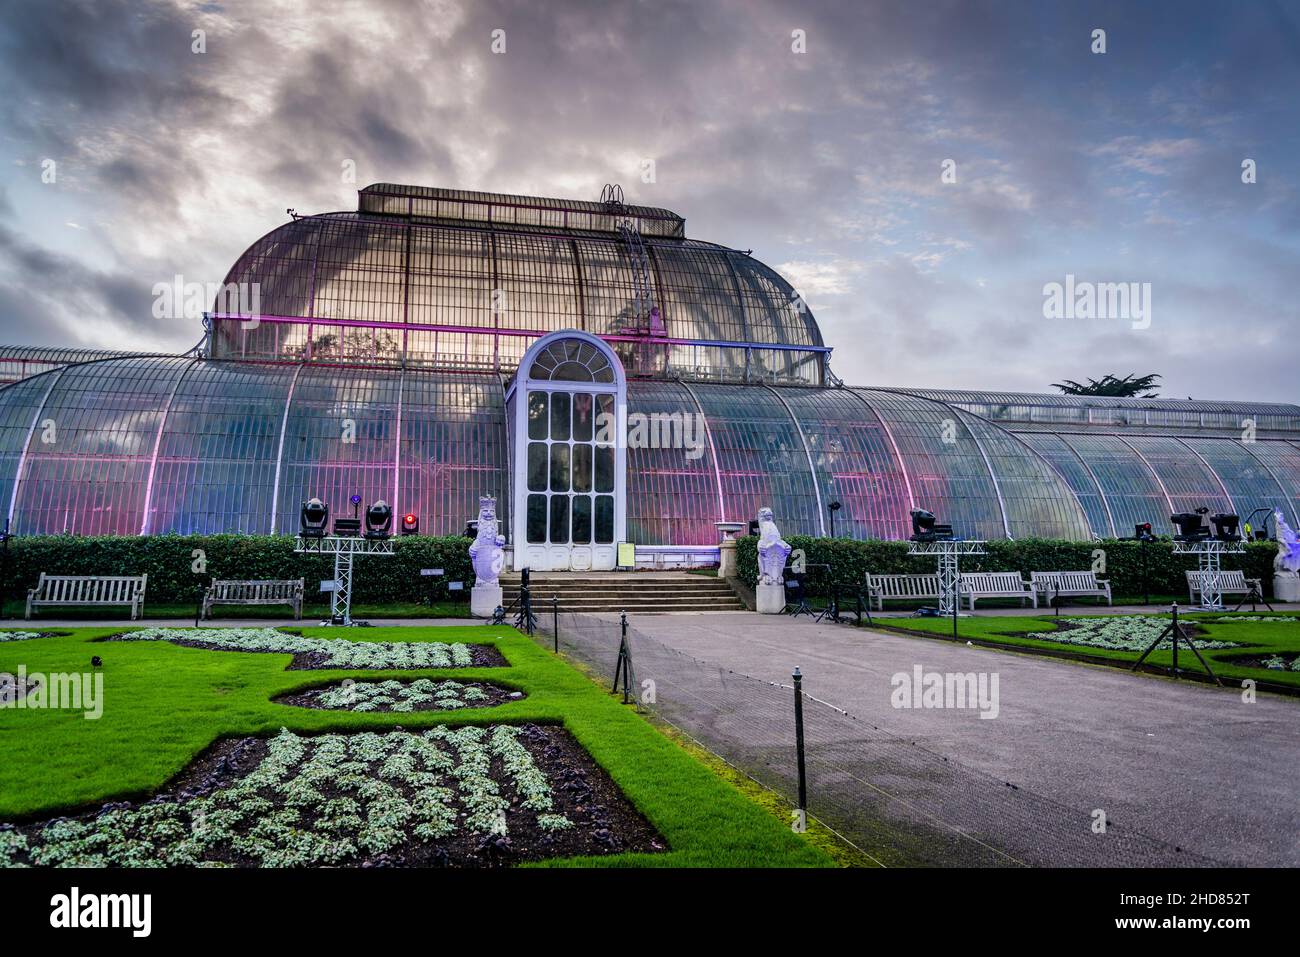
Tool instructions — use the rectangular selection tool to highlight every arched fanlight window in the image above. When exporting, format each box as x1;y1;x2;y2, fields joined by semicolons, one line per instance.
528;337;616;383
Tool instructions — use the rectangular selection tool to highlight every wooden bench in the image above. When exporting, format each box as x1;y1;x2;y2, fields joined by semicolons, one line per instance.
202;579;304;620
1031;570;1112;605
961;572;1036;609
865;573;941;610
25;573;147;620
1186;570;1261;605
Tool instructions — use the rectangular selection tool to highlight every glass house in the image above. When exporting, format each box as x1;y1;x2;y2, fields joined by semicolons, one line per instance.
1;183;1297;569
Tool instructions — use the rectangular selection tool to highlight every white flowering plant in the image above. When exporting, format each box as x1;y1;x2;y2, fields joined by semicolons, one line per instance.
3;726;571;867
114;627;478;669
1028;616;1241;652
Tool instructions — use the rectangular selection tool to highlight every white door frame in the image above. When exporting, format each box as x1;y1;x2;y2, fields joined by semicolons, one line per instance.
508;330;627;572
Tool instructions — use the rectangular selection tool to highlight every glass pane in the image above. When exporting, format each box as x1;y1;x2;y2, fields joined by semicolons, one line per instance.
572;495;592;543
528;392;547;440
550;392;571;440
596;393;615;427
572;444;592;492
550;443;570;491
527;494;547;543
573;393;593;441
594;445;614;492
595;495;614;543
527;442;547;491
549;495;570;543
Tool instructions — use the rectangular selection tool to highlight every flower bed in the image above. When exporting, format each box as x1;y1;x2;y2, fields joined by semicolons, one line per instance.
0;631;51;642
278;678;523;712
0;724;663;867
1025;616;1240;652
107;627;506;669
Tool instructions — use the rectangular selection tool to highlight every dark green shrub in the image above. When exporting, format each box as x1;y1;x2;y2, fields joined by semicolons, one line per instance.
0;534;476;606
735;535;1278;598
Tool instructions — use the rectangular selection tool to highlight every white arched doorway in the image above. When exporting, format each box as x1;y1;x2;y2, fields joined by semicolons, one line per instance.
509;331;627;571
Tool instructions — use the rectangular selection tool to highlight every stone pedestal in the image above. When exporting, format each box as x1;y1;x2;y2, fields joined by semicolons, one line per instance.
756;581;786;614
1273;574;1300;603
471;583;503;619
719;539;738;579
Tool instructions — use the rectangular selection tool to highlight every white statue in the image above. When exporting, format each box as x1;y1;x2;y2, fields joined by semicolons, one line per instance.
756;507;792;585
469;496;505;587
1274;509;1300;574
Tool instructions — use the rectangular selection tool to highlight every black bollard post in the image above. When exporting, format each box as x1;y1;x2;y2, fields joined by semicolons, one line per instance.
793;667;807;818
1171;602;1179;677
620;612;630;704
552;595;559;653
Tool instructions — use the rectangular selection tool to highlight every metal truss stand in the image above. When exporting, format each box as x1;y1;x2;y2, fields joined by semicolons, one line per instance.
1131;603;1221;685
907;540;986;618
295;535;395;626
1172;539;1244;612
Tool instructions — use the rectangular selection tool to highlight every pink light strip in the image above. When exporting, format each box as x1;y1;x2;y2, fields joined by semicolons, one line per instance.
209;313;832;354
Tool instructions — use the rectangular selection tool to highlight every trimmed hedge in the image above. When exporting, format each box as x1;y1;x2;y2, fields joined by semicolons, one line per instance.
736;535;1279;599
0;535;477;606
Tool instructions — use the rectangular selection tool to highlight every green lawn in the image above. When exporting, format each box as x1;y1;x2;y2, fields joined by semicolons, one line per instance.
0;623;830;867
882;611;1300;689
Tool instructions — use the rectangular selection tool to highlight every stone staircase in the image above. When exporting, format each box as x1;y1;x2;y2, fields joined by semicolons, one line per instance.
499;571;744;614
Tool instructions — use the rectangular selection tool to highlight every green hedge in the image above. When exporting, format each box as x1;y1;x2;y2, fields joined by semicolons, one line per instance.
735;535;1279;599
0;535;477;606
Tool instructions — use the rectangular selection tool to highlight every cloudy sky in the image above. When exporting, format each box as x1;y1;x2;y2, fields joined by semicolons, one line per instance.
1;0;1298;401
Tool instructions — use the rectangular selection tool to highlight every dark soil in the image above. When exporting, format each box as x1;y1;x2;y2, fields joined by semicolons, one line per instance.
8;724;666;867
1216;652;1299;672
101;634;508;669
275;680;524;711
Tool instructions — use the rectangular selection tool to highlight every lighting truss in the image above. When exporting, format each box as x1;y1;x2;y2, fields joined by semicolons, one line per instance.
907;540;987;617
1171;539;1245;611
295;535;395;625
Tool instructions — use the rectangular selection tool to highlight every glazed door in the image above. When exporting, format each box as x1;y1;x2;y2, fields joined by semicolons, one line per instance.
521;388;618;571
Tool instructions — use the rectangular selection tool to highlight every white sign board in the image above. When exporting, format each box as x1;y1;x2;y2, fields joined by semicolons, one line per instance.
447;581;464;591
320;580;341;593
420;568;444;577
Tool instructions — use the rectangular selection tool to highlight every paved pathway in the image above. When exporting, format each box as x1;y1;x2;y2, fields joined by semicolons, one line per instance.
598;611;1300;866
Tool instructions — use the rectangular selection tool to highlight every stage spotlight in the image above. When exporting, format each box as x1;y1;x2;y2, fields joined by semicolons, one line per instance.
365;499;393;540
909;508;954;542
333;516;361;536
300;498;329;538
463;520;479;538
401;512;420;536
1171;511;1210;542
1134;522;1155;542
1210;512;1241;542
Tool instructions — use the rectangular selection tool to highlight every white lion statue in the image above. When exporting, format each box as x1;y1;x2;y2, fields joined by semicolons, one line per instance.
469;496;506;586
756;507;792;585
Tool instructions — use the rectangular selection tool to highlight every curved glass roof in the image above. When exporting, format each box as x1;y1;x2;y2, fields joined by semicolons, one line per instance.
212;184;825;385
0;354;1296;541
907;387;1300;435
